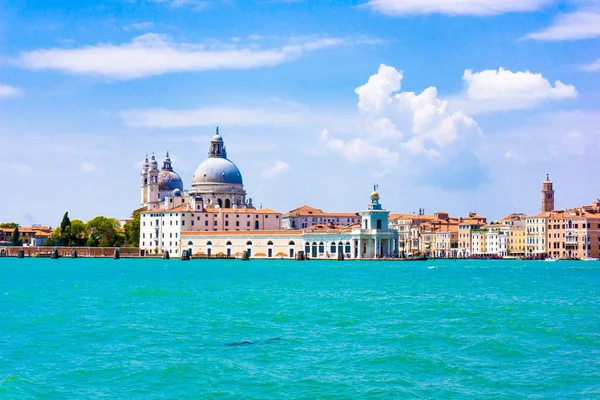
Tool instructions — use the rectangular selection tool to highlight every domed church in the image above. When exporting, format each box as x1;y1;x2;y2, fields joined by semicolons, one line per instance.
189;128;249;209
140;128;253;211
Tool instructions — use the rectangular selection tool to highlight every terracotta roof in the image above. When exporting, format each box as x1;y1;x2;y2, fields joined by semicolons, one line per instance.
458;219;485;226
549;209;600;220
283;205;359;218
181;230;302;237
142;205;188;213
527;211;554;218
498;213;527;221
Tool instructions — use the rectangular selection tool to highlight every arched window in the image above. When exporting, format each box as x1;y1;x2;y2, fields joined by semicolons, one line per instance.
207;241;212;246
305;242;310;254
268;241;273;246
311;242;317;258
226;241;232;246
345;242;351;254
225;199;231;208
289;241;295;246
247;241;253;246
319;242;325;254
187;241;193;247
218;199;223;208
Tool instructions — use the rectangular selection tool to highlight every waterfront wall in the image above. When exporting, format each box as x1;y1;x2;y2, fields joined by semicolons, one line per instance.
0;246;141;258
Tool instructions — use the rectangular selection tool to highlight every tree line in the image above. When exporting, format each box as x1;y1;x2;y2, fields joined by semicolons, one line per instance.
1;210;140;248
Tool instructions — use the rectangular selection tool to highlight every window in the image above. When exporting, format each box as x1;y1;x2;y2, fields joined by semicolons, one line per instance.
236;221;240;227
225;221;229;227
331;243;336;253
205;221;208;226
214;221;217;226
319;242;325;253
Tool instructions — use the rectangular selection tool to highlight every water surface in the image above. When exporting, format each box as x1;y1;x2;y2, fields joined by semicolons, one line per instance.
1;258;599;399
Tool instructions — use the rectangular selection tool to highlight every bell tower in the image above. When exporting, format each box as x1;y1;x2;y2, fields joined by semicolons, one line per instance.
140;155;149;206
147;153;160;209
541;174;555;212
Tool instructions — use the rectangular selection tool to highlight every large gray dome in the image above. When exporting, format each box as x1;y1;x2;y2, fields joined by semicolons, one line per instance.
192;157;243;185
158;170;184;191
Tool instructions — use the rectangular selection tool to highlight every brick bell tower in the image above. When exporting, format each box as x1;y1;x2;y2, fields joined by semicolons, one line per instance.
541;174;555;212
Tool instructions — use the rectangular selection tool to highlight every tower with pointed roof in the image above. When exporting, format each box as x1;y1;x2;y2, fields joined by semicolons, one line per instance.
542;174;554;212
541;174;555;212
140;155;149;205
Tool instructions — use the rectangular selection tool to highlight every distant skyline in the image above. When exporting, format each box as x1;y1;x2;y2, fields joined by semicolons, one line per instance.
1;0;599;226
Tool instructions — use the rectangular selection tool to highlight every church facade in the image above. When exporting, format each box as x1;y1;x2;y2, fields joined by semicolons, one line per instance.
138;129;278;255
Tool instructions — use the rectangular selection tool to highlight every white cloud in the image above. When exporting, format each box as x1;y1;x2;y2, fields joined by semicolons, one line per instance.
449;68;577;114
321;64;485;186
524;11;600;41
121;104;355;129
14;33;356;80
320;129;400;166
581;58;600;71
261;160;290;178
149;0;211;10
0;84;23;98
80;162;98;173
124;22;155;31
362;0;550;16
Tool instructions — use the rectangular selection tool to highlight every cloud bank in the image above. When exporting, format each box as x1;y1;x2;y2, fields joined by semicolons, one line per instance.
362;0;551;16
0;84;23;98
14;33;357;80
524;11;600;41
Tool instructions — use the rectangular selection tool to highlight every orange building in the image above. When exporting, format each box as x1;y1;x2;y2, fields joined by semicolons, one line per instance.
547;202;600;259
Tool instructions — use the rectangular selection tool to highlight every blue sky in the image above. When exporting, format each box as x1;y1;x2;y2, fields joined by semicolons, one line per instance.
1;0;599;226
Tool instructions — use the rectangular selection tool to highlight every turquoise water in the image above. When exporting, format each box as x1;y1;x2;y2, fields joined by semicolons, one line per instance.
1;259;599;399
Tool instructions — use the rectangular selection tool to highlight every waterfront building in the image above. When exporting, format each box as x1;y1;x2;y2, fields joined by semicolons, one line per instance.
139;129;278;255
282;205;360;229
0;226;52;246
547;201;600;259
140;205;282;255
499;213;527;257
432;225;459;258
457;213;487;257
389;211;459;256
526;211;553;258
181;187;399;259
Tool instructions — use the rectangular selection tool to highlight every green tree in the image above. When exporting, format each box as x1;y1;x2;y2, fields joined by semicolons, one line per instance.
86;216;124;247
11;227;21;246
65;219;87;246
124;210;141;247
60;211;71;245
0;222;19;229
60;211;71;231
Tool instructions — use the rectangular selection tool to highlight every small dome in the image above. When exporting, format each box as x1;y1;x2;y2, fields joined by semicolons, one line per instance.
173;188;182;197
212;134;223;142
159;170;184;192
192;157;243;185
